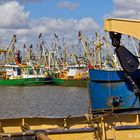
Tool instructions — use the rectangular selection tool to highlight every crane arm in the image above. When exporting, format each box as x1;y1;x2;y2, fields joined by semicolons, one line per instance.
78;31;94;66
104;18;140;40
104;18;140;72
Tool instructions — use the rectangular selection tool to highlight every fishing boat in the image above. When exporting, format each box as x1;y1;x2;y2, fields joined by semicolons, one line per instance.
0;35;53;86
0;64;52;86
52;64;89;87
89;68;140;111
1;18;140;140
88;18;140;139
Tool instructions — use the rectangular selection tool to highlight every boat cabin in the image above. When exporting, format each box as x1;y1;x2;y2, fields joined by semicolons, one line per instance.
0;64;22;79
67;64;88;79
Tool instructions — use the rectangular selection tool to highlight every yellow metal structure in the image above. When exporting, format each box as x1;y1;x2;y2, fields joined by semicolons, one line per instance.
102;18;140;140
93;32;104;68
79;31;94;66
0;116;95;140
1;113;140;140
104;18;140;40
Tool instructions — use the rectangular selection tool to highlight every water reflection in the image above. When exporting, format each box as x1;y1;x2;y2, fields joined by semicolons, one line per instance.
0;85;89;118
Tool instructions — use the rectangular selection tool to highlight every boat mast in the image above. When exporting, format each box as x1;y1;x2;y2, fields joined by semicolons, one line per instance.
78;31;94;67
93;32;104;69
53;34;64;70
23;44;31;65
38;33;47;69
102;35;118;69
0;49;7;64
7;35;16;64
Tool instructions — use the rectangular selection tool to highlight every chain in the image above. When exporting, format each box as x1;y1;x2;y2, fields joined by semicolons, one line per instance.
125;73;140;95
120;73;140;107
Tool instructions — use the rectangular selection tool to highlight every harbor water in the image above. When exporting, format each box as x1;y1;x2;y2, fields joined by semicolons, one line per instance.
0;85;89;118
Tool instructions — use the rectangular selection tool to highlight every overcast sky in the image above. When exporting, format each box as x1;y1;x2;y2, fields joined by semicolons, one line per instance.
0;0;139;47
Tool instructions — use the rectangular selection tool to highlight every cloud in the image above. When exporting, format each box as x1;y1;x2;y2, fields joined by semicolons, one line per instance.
57;1;79;10
106;0;140;18
114;0;140;10
0;0;44;4
0;1;30;29
0;1;99;47
13;17;99;44
31;17;99;32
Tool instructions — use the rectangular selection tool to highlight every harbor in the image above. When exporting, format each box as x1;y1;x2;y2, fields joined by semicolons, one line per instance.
0;0;140;140
0;18;139;140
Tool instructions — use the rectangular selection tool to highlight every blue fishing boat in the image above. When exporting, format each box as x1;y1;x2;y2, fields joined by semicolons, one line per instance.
89;69;140;111
89;18;140;113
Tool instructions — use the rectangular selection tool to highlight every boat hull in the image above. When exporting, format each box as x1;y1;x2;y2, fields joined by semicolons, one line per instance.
1;113;140;140
0;77;53;86
52;78;88;87
89;69;140;111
